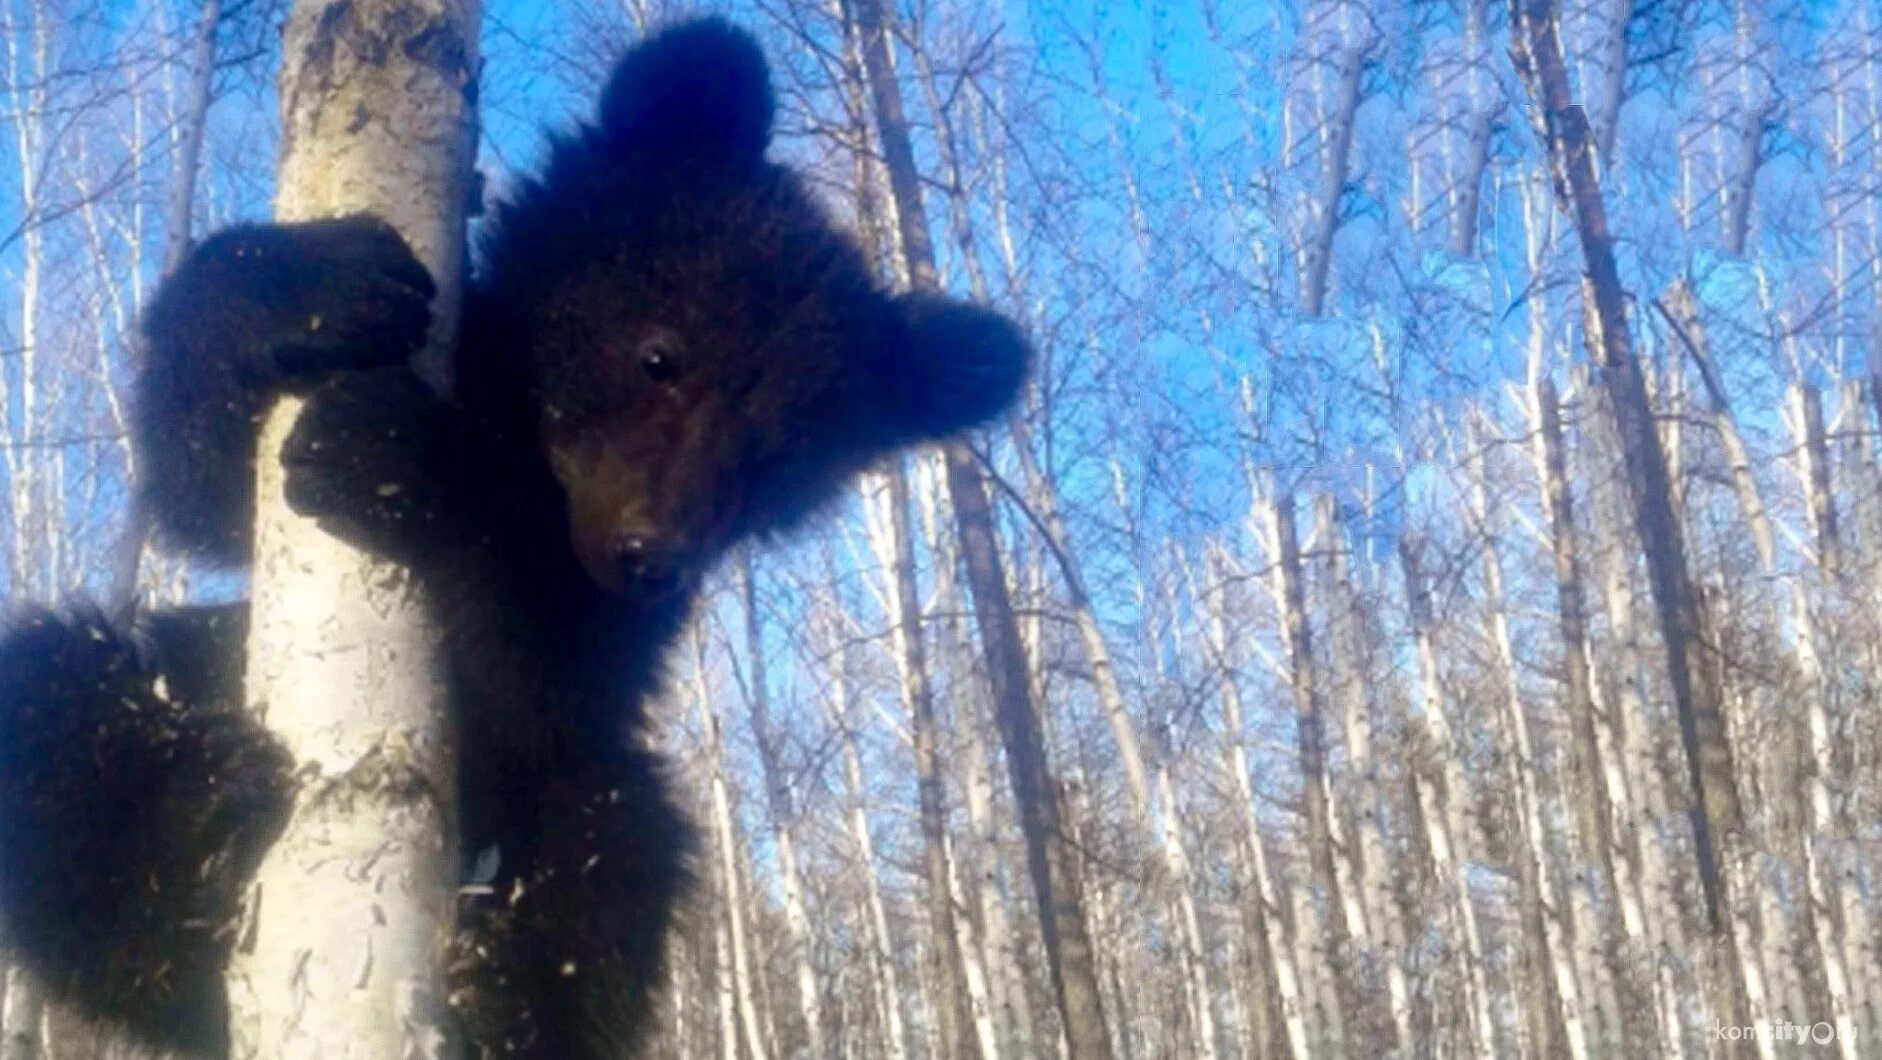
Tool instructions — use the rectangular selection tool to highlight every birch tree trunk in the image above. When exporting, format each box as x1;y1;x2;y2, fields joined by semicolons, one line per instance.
227;1;477;1055
0;967;42;1060
868;462;975;1060
1257;492;1352;1052
0;0;50;599
736;553;827;1060
1199;547;1313;1060
1300;39;1365;317
1580;382;1701;1056
1507;0;1751;1032
1397;539;1496;1060
0;0;49;945
161;0;219;277
1654;283;1774;575
847;3;1113;1056
110;0;223;609
1467;430;1585;1059
819;611;912;1060
693;627;771;1060
1529;377;1678;1056
1314;503;1413;1054
1005;391;1215;1060
1785;385;1861;1056
918;458;1038;1060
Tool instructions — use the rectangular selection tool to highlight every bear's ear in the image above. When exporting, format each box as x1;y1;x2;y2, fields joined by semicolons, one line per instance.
598;18;774;164
877;291;1033;443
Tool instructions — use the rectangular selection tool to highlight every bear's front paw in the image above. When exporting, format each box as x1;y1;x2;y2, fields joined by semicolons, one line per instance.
281;369;464;562
249;216;436;389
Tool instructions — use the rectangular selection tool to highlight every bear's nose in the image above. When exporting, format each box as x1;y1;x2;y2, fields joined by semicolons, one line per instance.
612;531;676;587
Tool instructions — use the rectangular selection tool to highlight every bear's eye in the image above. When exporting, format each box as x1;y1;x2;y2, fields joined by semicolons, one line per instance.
638;333;683;385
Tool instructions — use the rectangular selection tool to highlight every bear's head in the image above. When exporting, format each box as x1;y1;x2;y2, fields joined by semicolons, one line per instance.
471;19;1030;596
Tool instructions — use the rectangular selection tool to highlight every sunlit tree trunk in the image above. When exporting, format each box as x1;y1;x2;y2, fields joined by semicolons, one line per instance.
692;627;771;1060
1784;385;1861;1056
1300;34;1365;316
1198;545;1314;1060
228;1;476;1054
735;553;828;1060
106;0;222;607
1397;538;1497;1060
1530;377;1681;1057
914;46;1217;1049
817;601;913;1060
1507;1;1751;1034
917;456;1039;1060
1466;426;1586;1059
847;2;1113;1055
1654;284;1774;575
1255;491;1353;1052
1450;0;1498;257
0;0;50;598
860;462;975;1060
1313;501;1412;1055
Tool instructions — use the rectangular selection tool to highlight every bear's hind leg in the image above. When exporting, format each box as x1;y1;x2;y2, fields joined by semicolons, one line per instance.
0;608;293;1059
450;747;689;1060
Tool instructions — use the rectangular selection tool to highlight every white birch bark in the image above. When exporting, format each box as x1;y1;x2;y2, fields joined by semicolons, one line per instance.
0;0;49;599
227;1;478;1055
1313;500;1413;1052
817;609;912;1060
1527;375;1681;1057
1199;546;1314;1060
0;966;43;1060
916;456;1037;1060
692;628;771;1060
1300;32;1365;317
1252;491;1352;1053
1466;433;1587;1059
735;554;827;1060
1397;539;1496;1060
1785;384;1860;1057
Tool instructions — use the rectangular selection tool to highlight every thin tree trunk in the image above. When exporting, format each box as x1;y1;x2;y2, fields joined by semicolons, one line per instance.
1200;546;1314;1060
1467;430;1587;1059
1004;415;1216;1060
1397;539;1497;1060
1653;283;1774;575
0;966;42;1060
161;0;218;275
1786;385;1861;1056
693;627;772;1060
846;3;1113;1056
1450;0;1498;257
1530;377;1678;1056
1257;491;1353;1053
919;458;1039;1060
1507;2;1751;1032
227;1;476;1054
0;0;50;599
106;0;222;608
865;461;974;1060
821;623;913;1060
1721;0;1768;258
715;892;741;1060
1301;42;1364;316
1313;502;1413;1054
1578;390;1695;1055
1593;0;1633;153
735;553;828;1060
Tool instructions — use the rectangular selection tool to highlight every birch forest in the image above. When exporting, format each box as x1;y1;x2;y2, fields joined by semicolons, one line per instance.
3;0;1881;1057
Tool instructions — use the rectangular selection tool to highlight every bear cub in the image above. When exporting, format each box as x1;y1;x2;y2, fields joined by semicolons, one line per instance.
0;19;1028;1060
